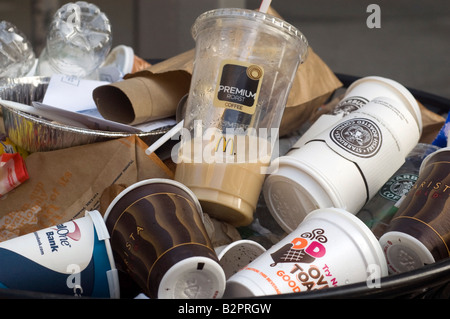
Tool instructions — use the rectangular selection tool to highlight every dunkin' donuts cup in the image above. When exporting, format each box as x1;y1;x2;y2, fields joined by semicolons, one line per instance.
379;147;450;274
174;8;308;227
215;239;266;279
264;94;422;233
224;208;388;297
103;178;226;299
0;210;119;298
294;76;423;148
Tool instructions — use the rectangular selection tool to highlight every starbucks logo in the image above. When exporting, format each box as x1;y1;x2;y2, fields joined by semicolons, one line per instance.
379;173;418;201
330;118;382;158
332;96;369;116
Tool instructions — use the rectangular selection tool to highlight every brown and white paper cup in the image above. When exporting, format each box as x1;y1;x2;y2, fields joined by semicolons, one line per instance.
103;178;226;299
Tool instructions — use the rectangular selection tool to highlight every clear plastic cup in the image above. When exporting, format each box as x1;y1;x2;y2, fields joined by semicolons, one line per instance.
36;1;112;78
0;21;36;78
174;8;308;227
224;208;388;297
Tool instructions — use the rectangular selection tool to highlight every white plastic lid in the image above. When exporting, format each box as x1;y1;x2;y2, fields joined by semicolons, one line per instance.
379;231;435;274
264;141;366;233
157;256;226;299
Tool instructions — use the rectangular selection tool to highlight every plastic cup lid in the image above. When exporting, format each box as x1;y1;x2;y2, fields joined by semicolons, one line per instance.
379;231;435;274
157;256;226;299
192;8;308;62
264;158;340;233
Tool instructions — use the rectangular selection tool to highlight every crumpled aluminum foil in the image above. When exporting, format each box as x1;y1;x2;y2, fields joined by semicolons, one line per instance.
0;76;172;152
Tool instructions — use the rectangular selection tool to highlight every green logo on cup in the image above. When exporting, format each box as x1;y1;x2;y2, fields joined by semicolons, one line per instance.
379;173;418;201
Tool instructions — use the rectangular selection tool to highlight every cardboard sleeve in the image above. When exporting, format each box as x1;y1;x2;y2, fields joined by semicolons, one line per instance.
93;46;343;136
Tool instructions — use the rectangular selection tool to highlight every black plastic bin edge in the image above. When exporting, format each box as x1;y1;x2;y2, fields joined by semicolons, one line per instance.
0;73;449;299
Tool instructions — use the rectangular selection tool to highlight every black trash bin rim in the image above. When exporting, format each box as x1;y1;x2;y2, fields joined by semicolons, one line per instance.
0;73;449;299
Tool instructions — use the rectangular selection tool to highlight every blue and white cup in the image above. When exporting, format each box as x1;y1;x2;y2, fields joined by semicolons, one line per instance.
0;210;119;298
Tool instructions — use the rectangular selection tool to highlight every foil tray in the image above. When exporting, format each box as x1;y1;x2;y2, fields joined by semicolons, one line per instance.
0;76;172;152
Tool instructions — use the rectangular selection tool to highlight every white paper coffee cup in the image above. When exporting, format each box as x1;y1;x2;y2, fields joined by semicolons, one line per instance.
215;239;266;279
294;76;422;148
224;208;388;297
264;95;421;233
344;76;422;133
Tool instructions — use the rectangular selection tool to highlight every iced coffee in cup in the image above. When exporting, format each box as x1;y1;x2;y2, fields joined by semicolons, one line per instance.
103;178;226;299
379;147;450;274
174;8;308;227
224;208;388;297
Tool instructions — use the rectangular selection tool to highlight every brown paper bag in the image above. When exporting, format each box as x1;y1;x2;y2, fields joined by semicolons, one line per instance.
418;101;446;143
0;135;173;241
93;46;342;136
92;6;342;136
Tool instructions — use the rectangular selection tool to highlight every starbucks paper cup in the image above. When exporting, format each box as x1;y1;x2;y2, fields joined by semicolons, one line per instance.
264;95;421;233
264;140;366;233
344;76;422;133
215;239;266;279
0;210;119;298
224;208;388;297
295;75;422;148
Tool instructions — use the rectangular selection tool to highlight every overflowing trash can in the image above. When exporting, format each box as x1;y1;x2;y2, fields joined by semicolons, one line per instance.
0;2;449;300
